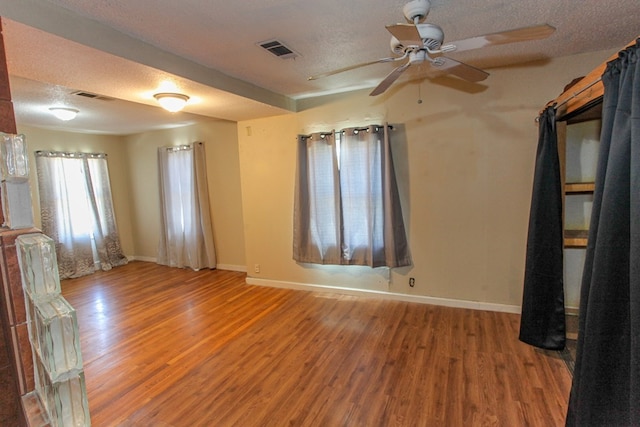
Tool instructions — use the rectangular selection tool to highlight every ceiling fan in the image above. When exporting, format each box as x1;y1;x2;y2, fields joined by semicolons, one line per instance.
309;0;555;96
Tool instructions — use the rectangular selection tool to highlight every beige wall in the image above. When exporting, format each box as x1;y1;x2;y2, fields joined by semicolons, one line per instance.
17;125;135;256
123;120;246;268
237;49;615;308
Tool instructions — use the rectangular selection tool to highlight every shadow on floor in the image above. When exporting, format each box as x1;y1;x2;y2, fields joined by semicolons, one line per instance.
559;339;577;376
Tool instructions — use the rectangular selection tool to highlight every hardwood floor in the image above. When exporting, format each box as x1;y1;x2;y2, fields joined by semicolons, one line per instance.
61;261;571;426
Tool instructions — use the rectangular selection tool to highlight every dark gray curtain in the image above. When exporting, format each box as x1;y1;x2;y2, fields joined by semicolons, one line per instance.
519;106;566;350
566;39;640;427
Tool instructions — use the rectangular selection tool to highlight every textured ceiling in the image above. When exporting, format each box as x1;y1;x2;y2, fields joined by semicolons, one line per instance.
0;0;638;134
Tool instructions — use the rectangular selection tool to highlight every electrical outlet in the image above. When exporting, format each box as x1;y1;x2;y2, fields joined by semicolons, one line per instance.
409;277;415;287
254;264;260;273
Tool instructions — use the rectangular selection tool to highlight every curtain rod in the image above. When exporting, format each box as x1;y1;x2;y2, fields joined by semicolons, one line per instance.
299;132;333;140
35;150;107;158
554;77;602;110
348;125;394;132
535;76;603;123
299;125;394;140
165;145;191;152
163;142;203;152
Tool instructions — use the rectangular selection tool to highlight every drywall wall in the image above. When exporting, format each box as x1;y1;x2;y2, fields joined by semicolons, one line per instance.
17;124;135;256
123;119;246;269
237;49;615;309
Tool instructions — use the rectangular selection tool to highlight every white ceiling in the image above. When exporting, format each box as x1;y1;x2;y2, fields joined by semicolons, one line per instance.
0;0;638;135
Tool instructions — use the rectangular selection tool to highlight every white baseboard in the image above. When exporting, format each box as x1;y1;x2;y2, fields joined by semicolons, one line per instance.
129;256;156;263
128;257;247;273
216;264;247;272
246;277;521;314
565;306;580;315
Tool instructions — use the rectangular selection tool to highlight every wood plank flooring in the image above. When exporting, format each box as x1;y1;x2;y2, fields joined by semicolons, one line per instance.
61;261;572;426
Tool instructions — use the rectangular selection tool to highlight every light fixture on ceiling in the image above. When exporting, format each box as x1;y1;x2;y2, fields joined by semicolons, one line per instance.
153;92;190;112
49;107;79;121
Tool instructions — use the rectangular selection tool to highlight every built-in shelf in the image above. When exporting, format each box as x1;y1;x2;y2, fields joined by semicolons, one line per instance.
565;229;589;248
565;182;595;194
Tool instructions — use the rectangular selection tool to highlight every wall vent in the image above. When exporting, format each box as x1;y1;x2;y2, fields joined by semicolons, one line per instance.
71;90;114;101
257;39;299;59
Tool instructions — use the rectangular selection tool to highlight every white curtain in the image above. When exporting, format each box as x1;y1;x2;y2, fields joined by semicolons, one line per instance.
293;124;411;268
157;142;216;270
35;151;128;279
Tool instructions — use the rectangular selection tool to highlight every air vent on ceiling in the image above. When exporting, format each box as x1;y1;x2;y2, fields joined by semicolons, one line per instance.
70;90;114;101
257;39;299;59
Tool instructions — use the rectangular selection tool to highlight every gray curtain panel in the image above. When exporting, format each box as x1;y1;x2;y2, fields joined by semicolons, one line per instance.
292;131;343;264
566;38;640;427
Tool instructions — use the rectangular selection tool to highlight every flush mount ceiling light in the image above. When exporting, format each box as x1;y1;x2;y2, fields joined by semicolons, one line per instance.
49;107;79;121
153;93;190;112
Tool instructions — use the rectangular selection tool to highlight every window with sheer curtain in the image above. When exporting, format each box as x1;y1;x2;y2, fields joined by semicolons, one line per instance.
157;142;216;270
35;151;128;279
293;124;411;268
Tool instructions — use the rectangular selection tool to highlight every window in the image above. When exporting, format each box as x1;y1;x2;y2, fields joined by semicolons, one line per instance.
157;142;216;270
35;151;128;279
293;125;411;268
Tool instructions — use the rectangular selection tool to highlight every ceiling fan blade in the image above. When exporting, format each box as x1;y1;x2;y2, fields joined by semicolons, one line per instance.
386;24;423;47
370;61;412;96
432;57;489;82
444;24;555;53
308;54;408;80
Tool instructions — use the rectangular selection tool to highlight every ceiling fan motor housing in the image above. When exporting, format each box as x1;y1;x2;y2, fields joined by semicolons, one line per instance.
390;23;444;55
403;0;430;23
